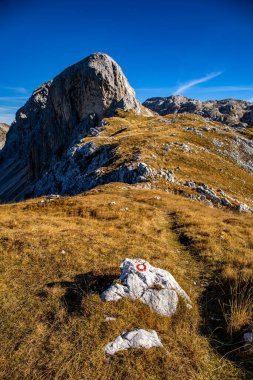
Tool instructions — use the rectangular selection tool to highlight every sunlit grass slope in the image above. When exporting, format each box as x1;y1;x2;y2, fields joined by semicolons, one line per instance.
1;112;253;379
86;111;253;204
0;185;252;379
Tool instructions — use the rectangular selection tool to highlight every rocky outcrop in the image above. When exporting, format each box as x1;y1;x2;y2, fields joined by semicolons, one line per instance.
182;181;253;212
102;259;190;355
101;258;191;316
0;123;9;149
29;134;175;197
0;53;152;202
143;95;253;129
104;329;163;355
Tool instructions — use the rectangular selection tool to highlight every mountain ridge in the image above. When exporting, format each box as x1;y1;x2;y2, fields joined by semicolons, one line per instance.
143;95;253;129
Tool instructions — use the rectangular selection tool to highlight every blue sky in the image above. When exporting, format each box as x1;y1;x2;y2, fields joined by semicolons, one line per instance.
1;0;253;124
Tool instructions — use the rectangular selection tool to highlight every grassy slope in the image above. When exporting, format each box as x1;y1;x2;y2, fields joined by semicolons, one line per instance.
1;113;253;379
90;111;253;204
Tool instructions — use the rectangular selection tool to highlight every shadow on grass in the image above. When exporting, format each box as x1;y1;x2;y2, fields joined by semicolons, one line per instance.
168;210;253;377
46;268;119;315
200;278;253;375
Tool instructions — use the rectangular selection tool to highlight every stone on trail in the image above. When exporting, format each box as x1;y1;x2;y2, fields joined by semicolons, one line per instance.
101;258;191;316
104;316;117;322
243;332;253;344
104;329;163;355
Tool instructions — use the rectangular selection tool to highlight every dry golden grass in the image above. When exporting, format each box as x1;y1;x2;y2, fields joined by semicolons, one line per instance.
0;184;251;379
169;201;253;280
89;111;253;204
1;112;253;379
223;278;253;335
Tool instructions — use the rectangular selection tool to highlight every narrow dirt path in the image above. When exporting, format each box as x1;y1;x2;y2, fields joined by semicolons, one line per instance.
166;208;253;379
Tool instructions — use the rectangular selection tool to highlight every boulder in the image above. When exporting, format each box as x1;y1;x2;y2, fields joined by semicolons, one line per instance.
101;258;191;316
104;329;163;355
237;203;253;213
196;185;222;205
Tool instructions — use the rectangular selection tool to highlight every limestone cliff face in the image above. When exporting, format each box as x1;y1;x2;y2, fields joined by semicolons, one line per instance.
143;95;253;129
0;53;151;202
0;123;10;150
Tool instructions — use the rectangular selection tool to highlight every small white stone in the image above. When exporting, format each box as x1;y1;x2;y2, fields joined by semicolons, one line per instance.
104;316;117;322
104;329;163;355
243;332;253;344
180;143;191;152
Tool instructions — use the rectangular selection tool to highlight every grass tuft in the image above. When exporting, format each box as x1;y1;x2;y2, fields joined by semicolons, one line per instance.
223;277;253;335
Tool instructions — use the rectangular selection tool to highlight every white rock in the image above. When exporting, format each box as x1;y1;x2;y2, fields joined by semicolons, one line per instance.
101;258;191;316
237;203;253;213
243;332;253;344
108;201;116;206
45;194;60;201
159;169;175;183
104;329;163;355
180;143;191;152
104;316;117;322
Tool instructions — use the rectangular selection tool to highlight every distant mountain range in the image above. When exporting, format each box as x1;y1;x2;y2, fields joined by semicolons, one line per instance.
143;95;253;129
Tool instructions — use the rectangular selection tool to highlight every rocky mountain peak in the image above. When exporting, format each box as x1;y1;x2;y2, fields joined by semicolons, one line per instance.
0;53;151;202
48;52;144;123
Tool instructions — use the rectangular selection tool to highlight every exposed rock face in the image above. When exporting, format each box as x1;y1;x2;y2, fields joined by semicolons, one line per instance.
101;258;191;316
143;95;253;129
0;53;151;202
104;329;163;355
31;147;174;197
0;123;10;149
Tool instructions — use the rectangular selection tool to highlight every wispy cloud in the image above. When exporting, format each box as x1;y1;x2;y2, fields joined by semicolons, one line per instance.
192;85;253;94
0;96;28;101
0;95;29;125
0;106;18;112
174;72;223;95
0;114;15;124
0;86;28;94
135;83;253;102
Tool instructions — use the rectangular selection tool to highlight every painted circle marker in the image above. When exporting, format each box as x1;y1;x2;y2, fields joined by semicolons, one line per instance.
136;263;147;272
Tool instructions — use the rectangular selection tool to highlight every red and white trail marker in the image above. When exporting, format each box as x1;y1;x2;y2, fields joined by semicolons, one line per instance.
136;263;147;272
